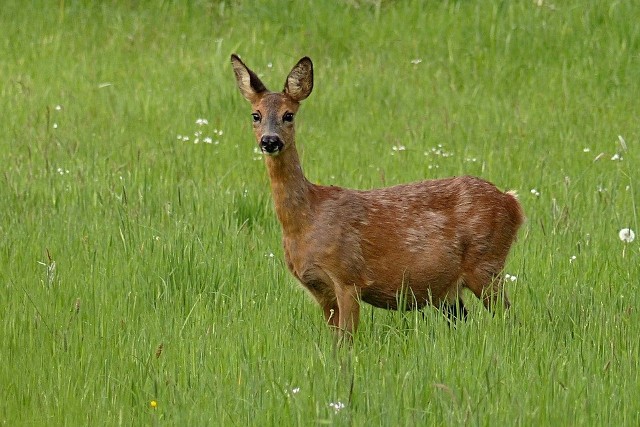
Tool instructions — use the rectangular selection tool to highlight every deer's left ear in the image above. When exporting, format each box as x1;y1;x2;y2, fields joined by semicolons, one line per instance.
284;57;313;102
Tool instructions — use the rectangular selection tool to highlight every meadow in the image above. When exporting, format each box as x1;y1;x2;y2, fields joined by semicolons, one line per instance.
1;0;639;425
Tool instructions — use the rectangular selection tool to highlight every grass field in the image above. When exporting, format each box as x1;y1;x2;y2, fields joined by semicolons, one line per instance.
1;0;639;425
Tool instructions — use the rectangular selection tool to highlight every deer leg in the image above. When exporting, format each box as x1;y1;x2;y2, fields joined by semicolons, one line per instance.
464;269;510;312
443;297;468;323
334;285;361;341
300;269;342;330
321;302;340;329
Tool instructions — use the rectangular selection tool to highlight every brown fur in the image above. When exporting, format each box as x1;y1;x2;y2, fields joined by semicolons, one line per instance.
231;54;525;338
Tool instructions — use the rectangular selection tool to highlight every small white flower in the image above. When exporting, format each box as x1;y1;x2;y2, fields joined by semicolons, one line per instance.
195;118;209;126
55;105;62;111
182;136;190;142
265;252;275;258
611;153;622;161
53;123;58;129
204;137;213;144
583;148;591;153
619;228;635;243
504;274;517;282
329;401;346;413
410;58;422;65
392;145;406;152
267;62;273;68
530;189;540;197
284;386;300;397
569;255;577;263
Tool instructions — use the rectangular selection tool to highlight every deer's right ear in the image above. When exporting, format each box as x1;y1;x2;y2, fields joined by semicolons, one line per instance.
231;54;267;103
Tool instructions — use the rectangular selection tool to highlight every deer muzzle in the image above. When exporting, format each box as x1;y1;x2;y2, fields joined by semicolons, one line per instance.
260;135;284;155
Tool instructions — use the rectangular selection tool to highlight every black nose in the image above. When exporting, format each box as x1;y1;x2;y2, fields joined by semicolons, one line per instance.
260;135;284;154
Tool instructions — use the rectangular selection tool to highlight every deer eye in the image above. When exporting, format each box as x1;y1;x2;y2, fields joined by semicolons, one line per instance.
282;112;294;122
251;113;261;123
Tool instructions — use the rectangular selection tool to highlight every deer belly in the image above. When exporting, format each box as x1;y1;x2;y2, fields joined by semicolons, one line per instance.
361;268;459;310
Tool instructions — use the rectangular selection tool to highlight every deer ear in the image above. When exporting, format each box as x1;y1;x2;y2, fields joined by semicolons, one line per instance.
284;57;313;102
231;54;268;103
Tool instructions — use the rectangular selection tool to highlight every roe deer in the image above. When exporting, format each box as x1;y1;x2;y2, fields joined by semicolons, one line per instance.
230;54;524;339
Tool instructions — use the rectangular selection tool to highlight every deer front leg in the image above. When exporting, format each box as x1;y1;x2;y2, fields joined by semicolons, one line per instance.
335;285;361;341
299;268;343;330
321;302;340;329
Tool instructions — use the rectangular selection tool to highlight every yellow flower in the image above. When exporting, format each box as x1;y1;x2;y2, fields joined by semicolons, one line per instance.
150;400;158;409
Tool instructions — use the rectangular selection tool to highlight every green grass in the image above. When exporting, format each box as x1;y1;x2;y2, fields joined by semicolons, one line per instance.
1;0;639;425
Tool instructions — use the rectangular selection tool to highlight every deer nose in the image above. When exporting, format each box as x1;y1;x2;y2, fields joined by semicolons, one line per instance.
260;135;284;154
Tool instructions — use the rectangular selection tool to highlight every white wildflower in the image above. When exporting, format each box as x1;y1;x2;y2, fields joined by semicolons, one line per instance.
611;153;622;161
619;228;635;243
329;401;346;413
392;145;406;152
284;386;300;397
569;255;577;263
504;274;517;282
410;58;422;65
195;118;209;126
530;189;540;197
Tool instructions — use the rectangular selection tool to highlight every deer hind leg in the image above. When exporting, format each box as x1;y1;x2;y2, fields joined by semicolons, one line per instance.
464;267;511;312
443;297;468;323
440;280;468;323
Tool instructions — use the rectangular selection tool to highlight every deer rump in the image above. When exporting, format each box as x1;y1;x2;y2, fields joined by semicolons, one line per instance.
286;175;523;311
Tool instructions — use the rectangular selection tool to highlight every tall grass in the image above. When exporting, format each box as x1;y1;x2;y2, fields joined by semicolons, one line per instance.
1;0;638;425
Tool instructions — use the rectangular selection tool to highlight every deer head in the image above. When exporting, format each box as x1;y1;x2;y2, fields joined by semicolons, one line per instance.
231;54;313;155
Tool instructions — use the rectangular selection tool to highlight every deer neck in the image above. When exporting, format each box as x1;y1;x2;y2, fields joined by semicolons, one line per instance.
264;144;312;235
